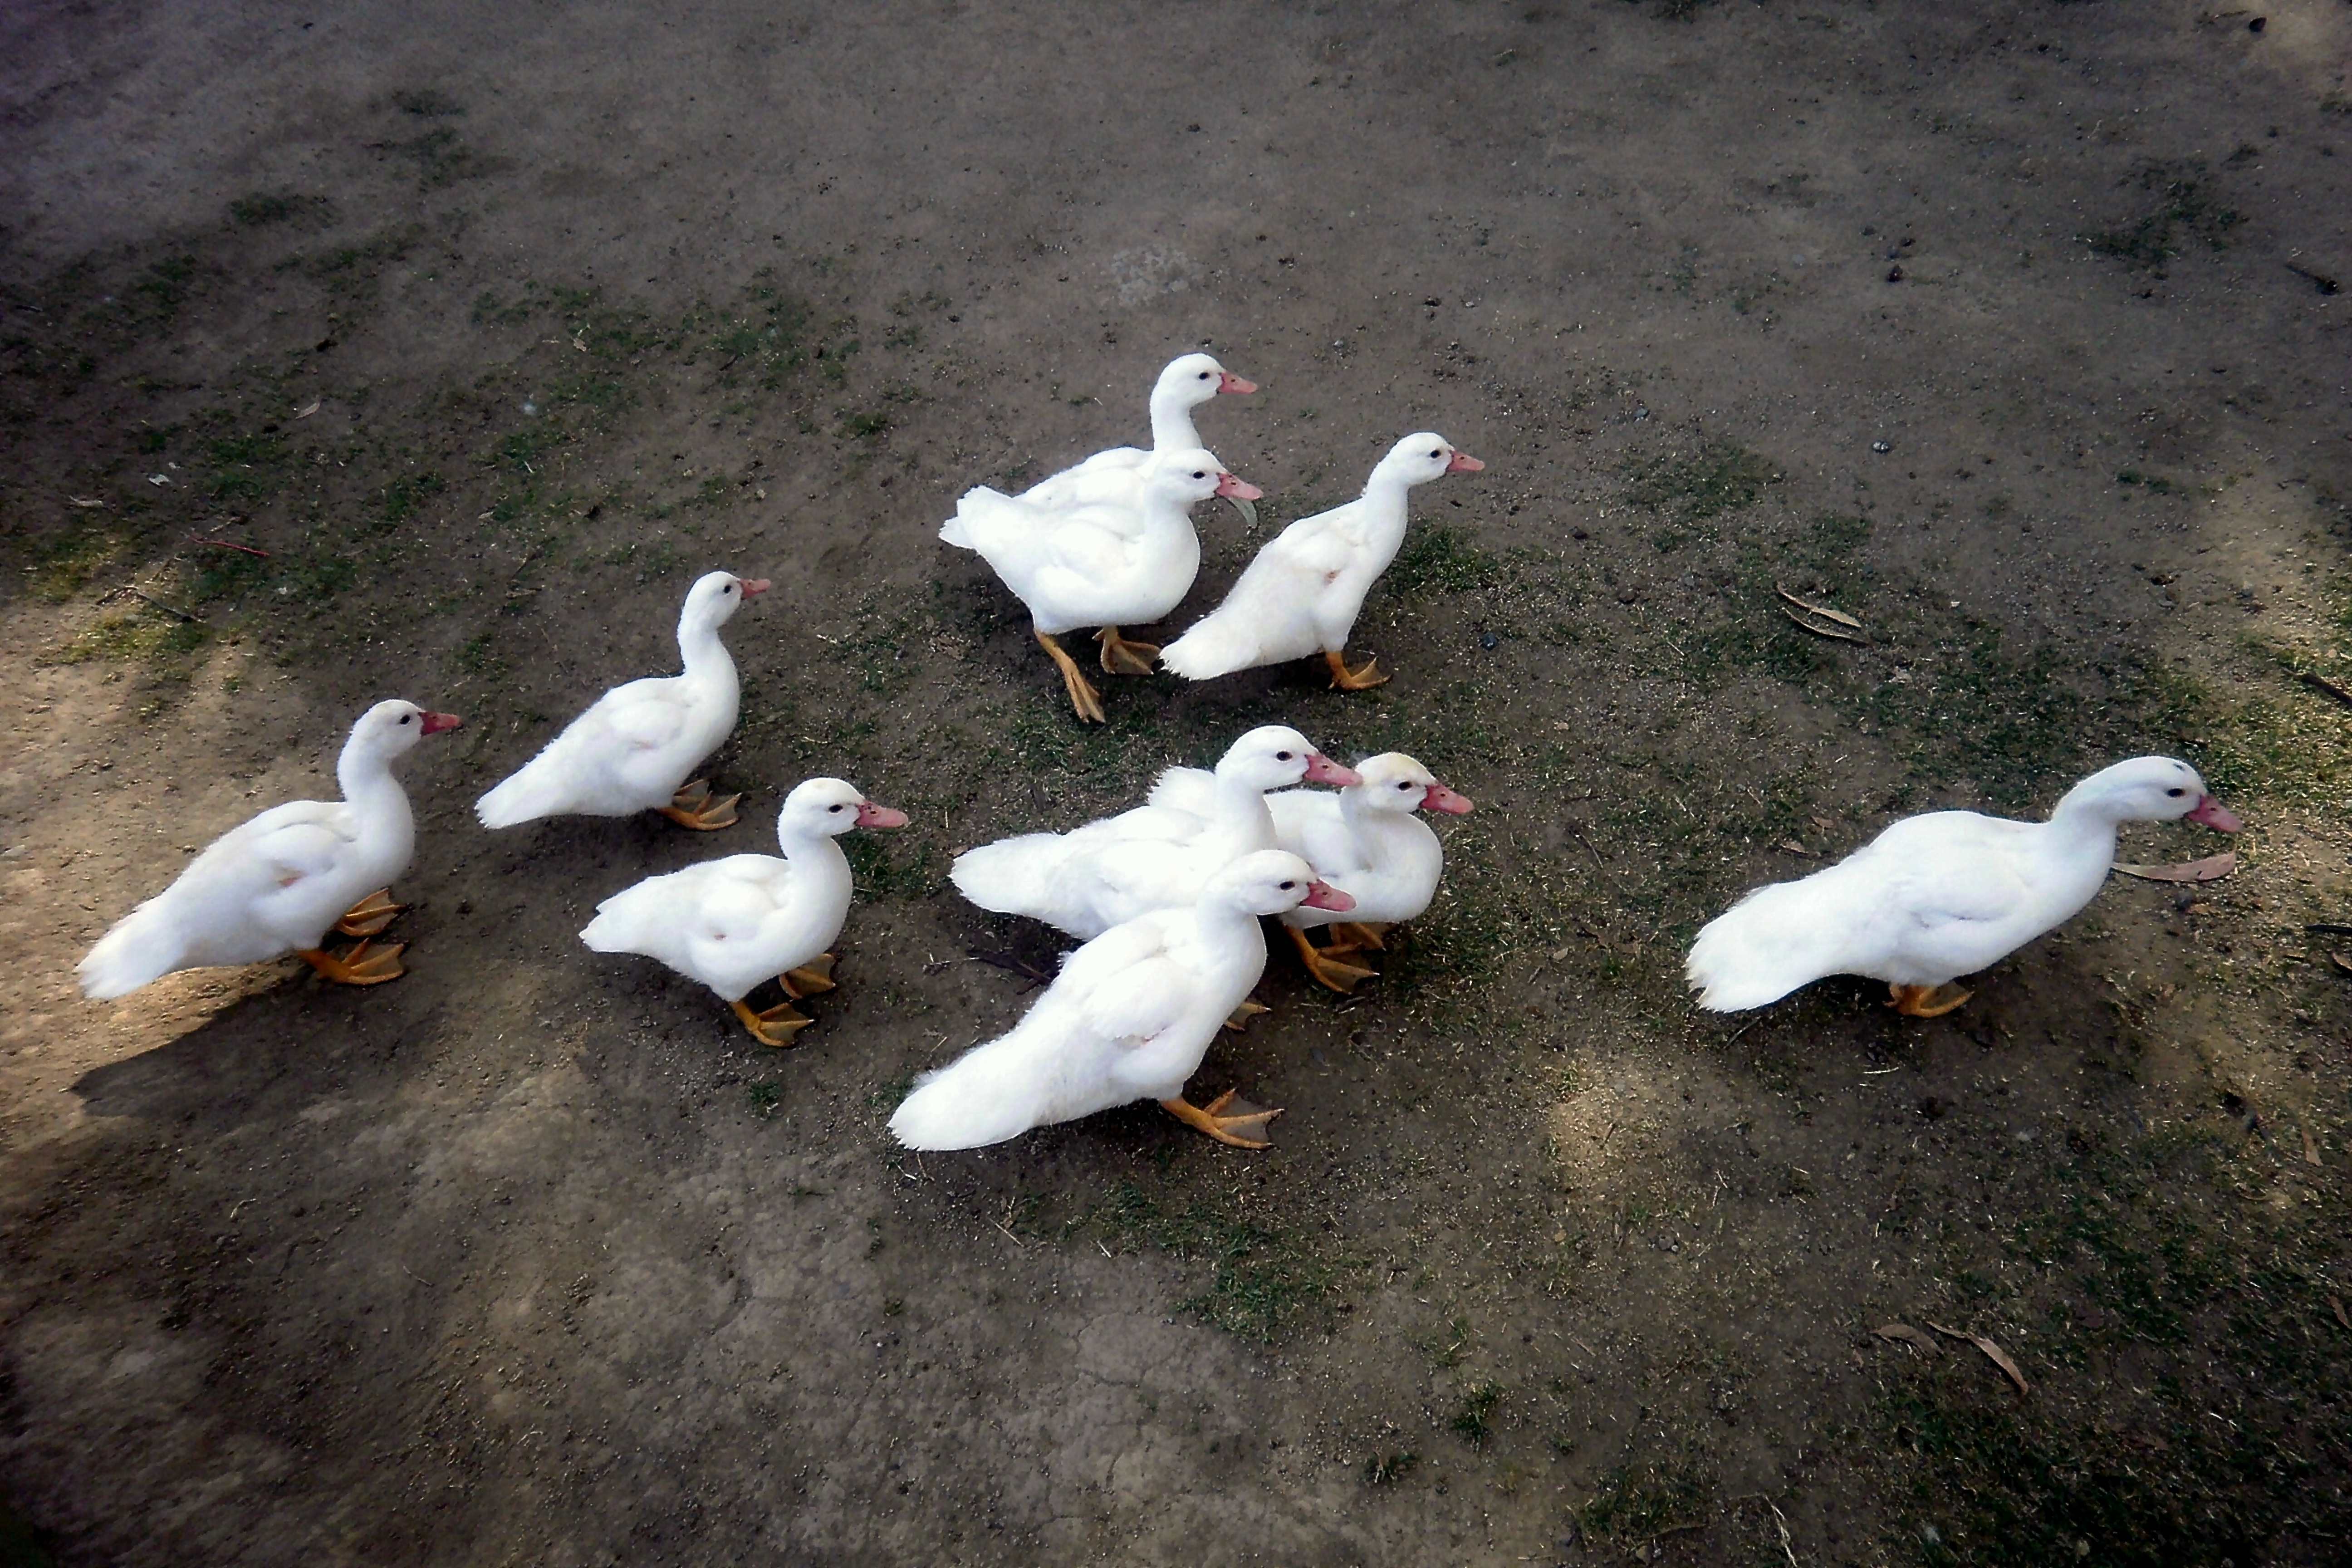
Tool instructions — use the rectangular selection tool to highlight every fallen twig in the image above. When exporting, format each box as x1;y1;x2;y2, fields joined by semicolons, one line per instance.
188;536;271;558
2296;671;2352;711
101;585;201;623
967;948;1052;989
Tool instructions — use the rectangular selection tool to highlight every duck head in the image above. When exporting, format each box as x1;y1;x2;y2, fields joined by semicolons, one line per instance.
1143;447;1264;506
1214;725;1360;793
2065;756;2243;832
1156;352;1258;407
780;777;908;843
681;569;771;634
1372;432;1485;488
350;699;463;762
1205;849;1356;918
1351;752;1475;816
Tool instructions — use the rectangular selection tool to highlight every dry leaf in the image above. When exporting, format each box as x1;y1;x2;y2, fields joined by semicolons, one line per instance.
1779;604;1866;643
2333;1295;2350;1332
1871;1323;1939;1355
1931;1323;2029;1395
294;400;321;418
1776;586;1862;628
2333;953;2352;978
2305;1127;2323;1168
1776;839;1820;858
2112;852;2237;884
67;496;107;509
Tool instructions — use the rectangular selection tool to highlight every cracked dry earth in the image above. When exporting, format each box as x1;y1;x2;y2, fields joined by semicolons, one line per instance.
3;2;2352;1565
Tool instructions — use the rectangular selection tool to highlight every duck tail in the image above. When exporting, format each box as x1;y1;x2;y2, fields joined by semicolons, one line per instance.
475;750;570;829
77;898;186;1000
1157;608;1257;681
948;832;1073;919
888;1018;1064;1149
940;485;1013;550
1684;878;1841;1012
578;887;652;955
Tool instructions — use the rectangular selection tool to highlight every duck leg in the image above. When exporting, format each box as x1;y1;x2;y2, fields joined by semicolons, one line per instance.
1889;982;1974;1018
732;996;813;1047
1222;999;1270;1032
1095;626;1161;676
1034;630;1107;723
1288;925;1377;993
334;889;404;938
1323;647;1389;691
781;953;837;999
1160;1090;1281;1149
659;779;742;831
1326;921;1390;953
297;940;406;985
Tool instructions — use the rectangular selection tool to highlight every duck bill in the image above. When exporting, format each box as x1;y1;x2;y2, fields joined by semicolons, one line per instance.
1303;752;1361;787
2185;795;2242;833
856;801;909;829
420;711;464;735
1217;372;1258;395
1214;472;1265;501
1300;879;1356;913
1420;782;1475;815
1446;450;1486;474
737;577;772;597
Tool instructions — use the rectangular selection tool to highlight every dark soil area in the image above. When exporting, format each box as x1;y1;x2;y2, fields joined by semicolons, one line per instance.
4;2;2350;1564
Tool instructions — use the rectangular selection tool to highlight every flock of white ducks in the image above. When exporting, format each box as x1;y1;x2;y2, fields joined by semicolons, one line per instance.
78;351;2244;1152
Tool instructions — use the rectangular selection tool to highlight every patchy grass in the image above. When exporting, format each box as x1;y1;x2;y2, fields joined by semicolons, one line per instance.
58;603;210;676
1382;520;1501;599
227;192;336;229
1084;1179;1346;1342
1622;441;1781;523
2082;160;2242;269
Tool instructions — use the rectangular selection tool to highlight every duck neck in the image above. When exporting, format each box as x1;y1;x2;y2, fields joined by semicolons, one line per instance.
336;738;413;858
775;827;854;902
2043;788;2125;866
1197;770;1279;861
1352;470;1418;549
1147;389;1206;452
677;610;735;686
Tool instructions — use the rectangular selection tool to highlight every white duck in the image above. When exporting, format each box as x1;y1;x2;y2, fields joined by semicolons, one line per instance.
78;699;463;998
580;778;907;1045
1019;352;1258;514
1686;756;2244;1017
891;850;1353;1151
941;449;1263;723
1266;752;1475;992
951;724;1357;940
476;569;769;831
1160;433;1485;691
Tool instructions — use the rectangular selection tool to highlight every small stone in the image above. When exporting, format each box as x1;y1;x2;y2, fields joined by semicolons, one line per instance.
1480;632;1499;650
1872;440;1893;454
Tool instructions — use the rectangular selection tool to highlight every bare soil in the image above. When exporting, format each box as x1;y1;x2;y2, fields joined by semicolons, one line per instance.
4;3;2350;1564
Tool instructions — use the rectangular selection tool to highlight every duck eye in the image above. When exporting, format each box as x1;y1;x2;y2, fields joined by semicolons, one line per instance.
1276;750;1293;761
1279;880;1296;891
1398;780;1413;790
400;714;413;725
829;803;845;812
1192;470;1207;479
1198;371;1212;380
2166;787;2185;797
1430;449;1443;458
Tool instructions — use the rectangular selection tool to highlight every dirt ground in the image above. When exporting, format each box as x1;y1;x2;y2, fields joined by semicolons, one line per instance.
3;1;2350;1563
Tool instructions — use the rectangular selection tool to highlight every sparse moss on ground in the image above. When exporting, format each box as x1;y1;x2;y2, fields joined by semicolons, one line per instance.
1081;1179;1347;1341
2083;159;2242;269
